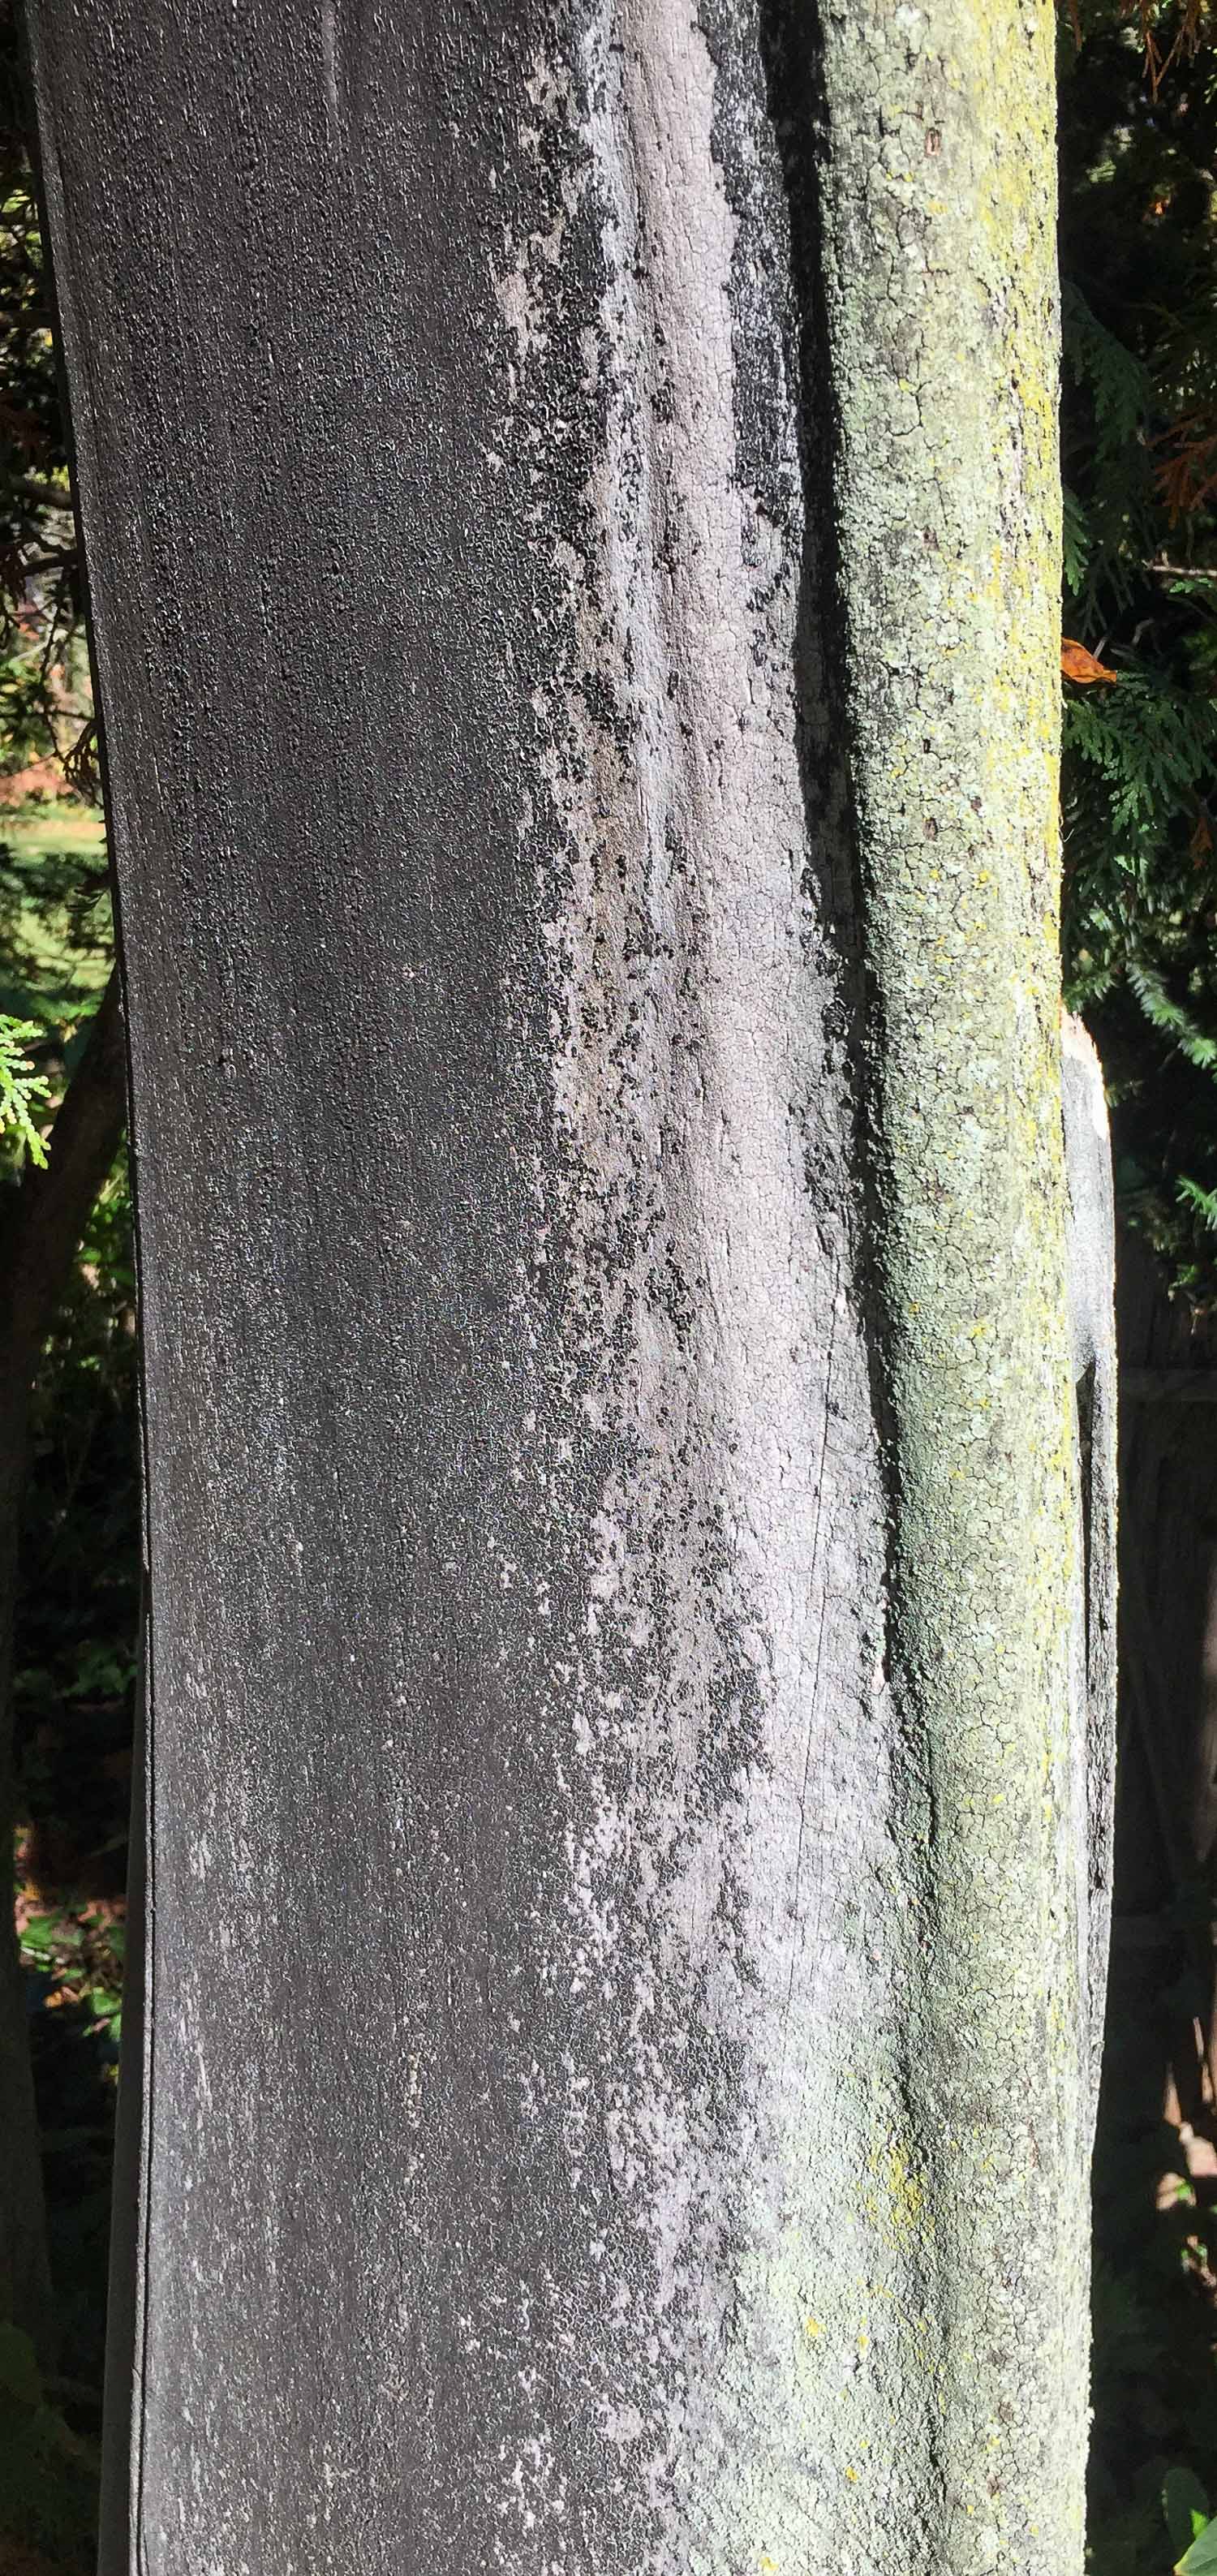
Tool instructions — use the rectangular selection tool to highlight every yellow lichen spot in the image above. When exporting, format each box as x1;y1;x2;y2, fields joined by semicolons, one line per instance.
845;2466;860;2485
804;2316;823;2340
871;2140;927;2245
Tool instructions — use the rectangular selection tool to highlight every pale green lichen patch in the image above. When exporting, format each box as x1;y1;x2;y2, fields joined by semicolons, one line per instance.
815;2;1090;2570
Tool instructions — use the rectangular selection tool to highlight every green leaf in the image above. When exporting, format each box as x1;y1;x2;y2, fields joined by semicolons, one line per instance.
1165;2468;1211;2558
1179;1175;1217;1235
1176;2518;1217;2576
0;1011;49;1163
1063;484;1093;596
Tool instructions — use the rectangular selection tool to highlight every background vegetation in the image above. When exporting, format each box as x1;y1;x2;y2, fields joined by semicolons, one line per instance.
1062;1;1217;1304
0;9;133;2563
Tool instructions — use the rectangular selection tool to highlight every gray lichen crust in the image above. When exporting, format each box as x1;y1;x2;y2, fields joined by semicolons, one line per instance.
24;0;1105;2570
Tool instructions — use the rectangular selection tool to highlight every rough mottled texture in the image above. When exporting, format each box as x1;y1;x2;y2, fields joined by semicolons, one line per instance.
813;6;1101;2566
24;0;1108;2569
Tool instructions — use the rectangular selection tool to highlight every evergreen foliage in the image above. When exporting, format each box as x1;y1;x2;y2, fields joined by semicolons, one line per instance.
1060;0;1217;1302
0;1;99;1172
0;11;132;2546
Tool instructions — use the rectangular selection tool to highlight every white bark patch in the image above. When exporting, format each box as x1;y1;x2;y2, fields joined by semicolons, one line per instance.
491;3;898;2560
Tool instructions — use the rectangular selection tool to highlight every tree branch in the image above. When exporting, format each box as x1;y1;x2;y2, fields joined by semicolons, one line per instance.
1144;556;1217;582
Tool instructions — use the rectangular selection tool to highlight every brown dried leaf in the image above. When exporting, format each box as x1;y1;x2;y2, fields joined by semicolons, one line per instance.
1061;638;1119;685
